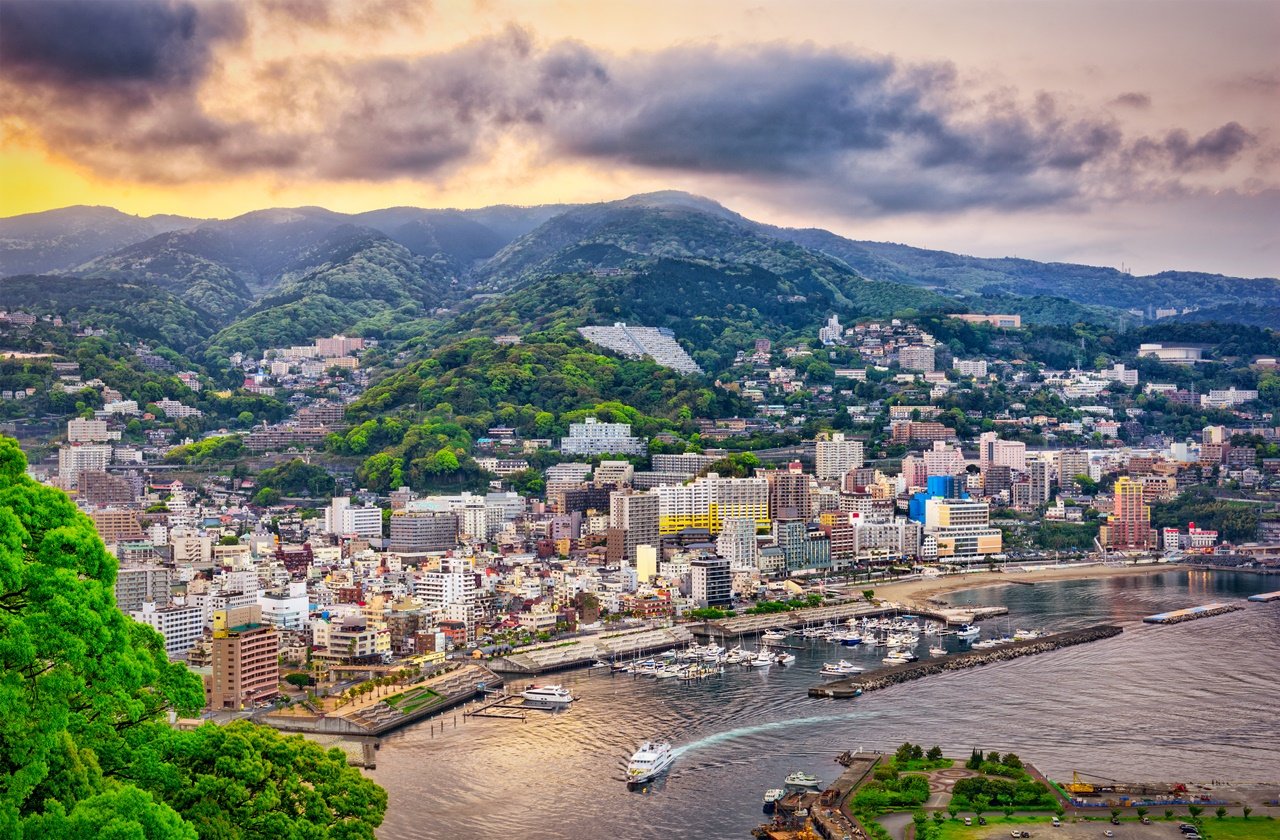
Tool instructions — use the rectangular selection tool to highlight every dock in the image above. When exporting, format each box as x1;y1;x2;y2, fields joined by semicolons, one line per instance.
809;624;1123;698
1248;590;1280;602
706;601;1006;639
463;692;527;721
1143;602;1244;624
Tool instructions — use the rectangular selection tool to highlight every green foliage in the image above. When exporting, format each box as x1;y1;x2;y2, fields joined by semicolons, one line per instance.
951;775;1056;809
256;459;337;498
852;770;931;810
686;607;735;620
1032;521;1100;551
163;435;244;465
744;594;823;614
0;435;386;839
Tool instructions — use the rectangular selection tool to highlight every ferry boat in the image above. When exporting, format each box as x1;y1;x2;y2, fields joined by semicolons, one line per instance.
520;684;575;708
625;741;675;784
762;788;785;812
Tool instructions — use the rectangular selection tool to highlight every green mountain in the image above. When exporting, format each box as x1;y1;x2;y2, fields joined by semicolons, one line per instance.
0;205;200;276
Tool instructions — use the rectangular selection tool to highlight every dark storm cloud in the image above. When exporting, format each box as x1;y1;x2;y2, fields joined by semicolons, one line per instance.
1110;92;1152;109
1129;122;1258;172
0;0;244;90
0;5;1267;211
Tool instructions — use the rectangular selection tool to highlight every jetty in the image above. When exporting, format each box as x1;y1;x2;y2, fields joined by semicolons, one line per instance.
809;624;1122;698
706;601;1006;638
1143;602;1244;624
1248;590;1280;602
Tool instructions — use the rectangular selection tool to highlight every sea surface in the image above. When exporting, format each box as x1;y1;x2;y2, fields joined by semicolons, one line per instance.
370;570;1280;840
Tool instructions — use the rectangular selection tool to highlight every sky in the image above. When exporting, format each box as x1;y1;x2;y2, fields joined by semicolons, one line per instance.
1;0;1277;277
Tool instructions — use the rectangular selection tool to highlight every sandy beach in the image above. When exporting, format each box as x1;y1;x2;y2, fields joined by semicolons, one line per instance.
870;562;1183;608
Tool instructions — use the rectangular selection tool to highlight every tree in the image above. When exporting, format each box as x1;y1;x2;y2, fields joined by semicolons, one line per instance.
896;742;917;765
1110;808;1121;820
0;435;387;839
1004;806;1015;818
973;795;990;820
926;746;944;762
1215;807;1227;820
1136;807;1148;820
1244;807;1252;819
948;804;959;820
1188;805;1203;819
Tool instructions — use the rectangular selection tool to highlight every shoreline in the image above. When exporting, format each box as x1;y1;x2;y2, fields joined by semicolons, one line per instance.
873;562;1186;608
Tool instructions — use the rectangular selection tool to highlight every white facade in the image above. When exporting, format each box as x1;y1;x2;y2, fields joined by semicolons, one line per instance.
560;417;646;456
815;433;864;480
341;505;383;539
133;602;204;660
58;443;111;487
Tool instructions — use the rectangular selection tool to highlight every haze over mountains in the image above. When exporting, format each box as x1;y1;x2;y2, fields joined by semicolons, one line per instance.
2;192;1277;360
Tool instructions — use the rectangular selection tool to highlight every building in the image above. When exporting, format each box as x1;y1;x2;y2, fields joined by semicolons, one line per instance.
340;505;384;540
609;491;660;566
656;473;770;535
899;345;936;373
133;602;204;660
560;417;647;457
979;432;1026;472
208;606;280;710
1138;343;1203;364
924;499;1003;565
815;433;864;480
1100;476;1158;549
818;313;844;345
91;508;145;545
115;564;173;613
1056;450;1091;488
577;323;702;374
716;517;760;570
952;359;988;378
388;511;459;553
79;470;136;505
1201;388;1259;409
58;443;111;488
956;313;1021;329
690;556;732;608
67;418;112;442
1027;459;1051;506
890;421;954;443
763;468;814;521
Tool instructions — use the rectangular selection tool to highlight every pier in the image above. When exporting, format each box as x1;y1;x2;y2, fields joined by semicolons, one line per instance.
463;692;528;721
706;601;1006;638
487;625;695;674
1248;590;1280;602
808;624;1123;698
1142;602;1244;624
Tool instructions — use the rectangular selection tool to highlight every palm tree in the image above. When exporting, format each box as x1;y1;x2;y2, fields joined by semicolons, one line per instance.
1215;807;1227;820
1136;808;1148;821
1187;805;1203;820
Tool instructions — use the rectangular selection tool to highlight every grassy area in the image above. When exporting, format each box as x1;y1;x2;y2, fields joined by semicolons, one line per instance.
384;688;439;713
1190;816;1280;839
899;758;955;772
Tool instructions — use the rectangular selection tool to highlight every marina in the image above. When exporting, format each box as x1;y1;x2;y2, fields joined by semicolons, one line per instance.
1142;602;1245;624
809;624;1124;698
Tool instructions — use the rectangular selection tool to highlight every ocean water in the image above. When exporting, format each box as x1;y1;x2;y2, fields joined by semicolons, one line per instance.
370;570;1279;839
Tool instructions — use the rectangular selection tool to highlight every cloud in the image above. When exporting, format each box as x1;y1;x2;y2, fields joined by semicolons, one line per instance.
1109;92;1151;109
0;5;1269;213
0;0;244;91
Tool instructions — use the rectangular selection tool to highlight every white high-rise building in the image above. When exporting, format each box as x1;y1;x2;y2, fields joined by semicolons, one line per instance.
132;602;204;660
340;505;383;539
716;517;760;571
560;417;646;456
656;473;769;535
815;433;864;480
324;496;351;534
58;443;111;488
67;418;112;442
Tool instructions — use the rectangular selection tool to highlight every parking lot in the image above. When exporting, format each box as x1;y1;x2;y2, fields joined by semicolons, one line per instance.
952;818;1204;840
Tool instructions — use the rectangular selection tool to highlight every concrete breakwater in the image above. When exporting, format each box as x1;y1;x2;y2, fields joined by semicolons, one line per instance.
1142;602;1244;624
808;624;1123;698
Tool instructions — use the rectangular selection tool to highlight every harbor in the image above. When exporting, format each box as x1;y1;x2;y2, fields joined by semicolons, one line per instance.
809;624;1124;698
1142;602;1245;624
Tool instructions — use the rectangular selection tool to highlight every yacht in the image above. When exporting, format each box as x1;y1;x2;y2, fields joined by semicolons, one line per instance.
820;660;864;676
882;653;911;665
520;684;575;709
928;646;947;657
956;624;981;639
625;741;676;784
1013;628;1043;641
761;629;788;643
837;633;864;646
773;652;796;666
783;771;823;792
748;650;773;667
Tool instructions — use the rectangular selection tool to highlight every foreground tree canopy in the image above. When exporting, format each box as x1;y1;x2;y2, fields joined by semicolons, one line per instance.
0;435;386;839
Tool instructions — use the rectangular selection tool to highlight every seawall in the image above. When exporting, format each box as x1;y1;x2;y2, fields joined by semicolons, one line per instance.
808;624;1123;698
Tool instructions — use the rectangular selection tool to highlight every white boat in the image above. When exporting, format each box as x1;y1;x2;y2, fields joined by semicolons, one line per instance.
773;652;796;666
521;684;575;708
626;741;675;784
1013;628;1043;641
820;660;864;676
762;788;785;811
724;646;748;665
956;624;981;639
928;646;947;657
748;651;773;667
761;629;788;643
783;771;823;792
883;655;910;665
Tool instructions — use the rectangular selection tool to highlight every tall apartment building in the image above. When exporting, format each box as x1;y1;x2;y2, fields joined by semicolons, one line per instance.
388;511;459;552
762;468;814;521
208;605;279;710
340;505;384;539
924;499;1003;565
79;470;136;505
952;359;988;378
609;490;660;566
716;517;760;570
58;443;111;488
690;556;732;608
67;418;112;442
1056;450;1091;488
133;602;204;660
91;508;145;545
560;417;647;456
899;345;936;373
656;474;770;535
1027;459;1051;506
979;432;1026;471
1100;476;1157;549
115;564;173;613
815;433;864;480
